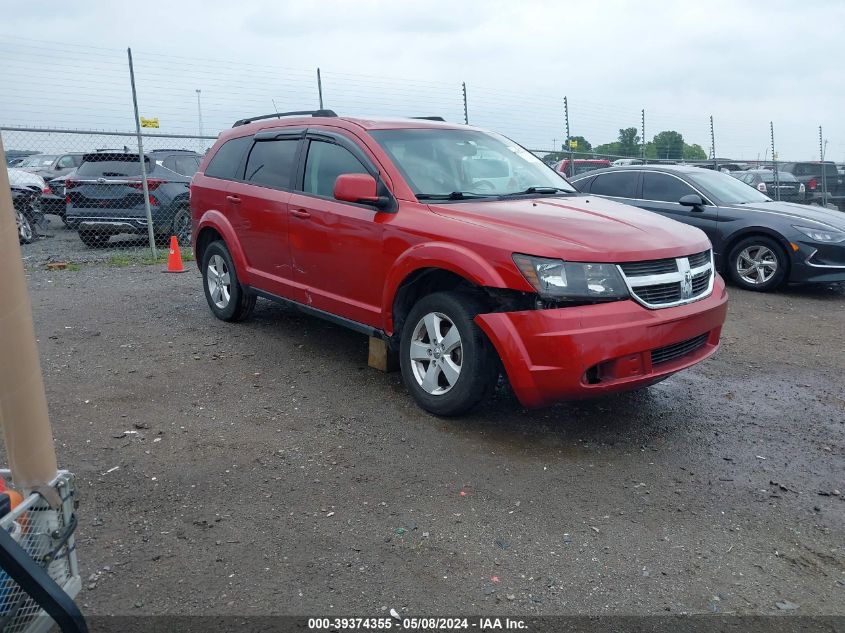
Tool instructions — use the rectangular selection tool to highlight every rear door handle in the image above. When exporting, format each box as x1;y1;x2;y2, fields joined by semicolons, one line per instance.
290;208;311;219
226;195;241;204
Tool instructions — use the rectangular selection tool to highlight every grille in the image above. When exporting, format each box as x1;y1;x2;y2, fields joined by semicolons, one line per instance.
634;281;682;305
687;250;711;269
620;258;678;277
651;333;709;365
619;249;713;309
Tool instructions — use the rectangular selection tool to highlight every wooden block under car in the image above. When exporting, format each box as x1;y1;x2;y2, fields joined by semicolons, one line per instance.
368;336;399;372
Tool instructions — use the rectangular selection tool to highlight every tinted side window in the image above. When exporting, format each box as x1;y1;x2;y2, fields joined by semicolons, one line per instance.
205;136;251;180
244;139;299;189
56;155;76;169
303;141;368;198
590;171;639;198
176;156;201;177
642;173;696;202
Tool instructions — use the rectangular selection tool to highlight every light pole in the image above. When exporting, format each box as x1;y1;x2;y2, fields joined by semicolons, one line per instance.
196;89;204;138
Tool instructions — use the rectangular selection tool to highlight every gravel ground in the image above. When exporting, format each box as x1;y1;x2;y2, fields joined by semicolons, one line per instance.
15;249;845;618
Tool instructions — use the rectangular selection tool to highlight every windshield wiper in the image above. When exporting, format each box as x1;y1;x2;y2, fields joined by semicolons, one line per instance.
416;191;492;200
499;186;573;197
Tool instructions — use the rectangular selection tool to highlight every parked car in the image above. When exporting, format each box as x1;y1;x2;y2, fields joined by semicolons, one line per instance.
42;171;75;220
8;168;49;241
18;153;84;180
777;161;844;209
571;165;845;292
65;149;201;247
611;158;643;166
732;170;805;203
190;111;727;416
6;151;40;167
553;158;612;178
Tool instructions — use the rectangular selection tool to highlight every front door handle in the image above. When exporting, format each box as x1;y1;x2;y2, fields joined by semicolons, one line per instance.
290;208;311;219
226;195;241;204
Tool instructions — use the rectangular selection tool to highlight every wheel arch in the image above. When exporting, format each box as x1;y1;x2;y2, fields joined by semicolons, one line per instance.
194;210;250;281
722;227;793;274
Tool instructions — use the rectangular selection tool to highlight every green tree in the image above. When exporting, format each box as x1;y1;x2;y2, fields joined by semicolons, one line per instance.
683;143;707;160
617;127;641;157
593;142;620;157
567;135;592;153
653;130;685;160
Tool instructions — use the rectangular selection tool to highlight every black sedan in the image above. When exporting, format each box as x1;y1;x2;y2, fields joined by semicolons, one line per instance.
571;165;845;292
732;169;805;204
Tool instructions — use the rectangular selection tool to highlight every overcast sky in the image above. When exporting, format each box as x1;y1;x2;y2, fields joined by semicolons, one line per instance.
2;0;844;160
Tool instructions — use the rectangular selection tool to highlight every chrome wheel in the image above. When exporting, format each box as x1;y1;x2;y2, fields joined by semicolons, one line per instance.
206;254;231;309
409;312;463;395
736;245;778;285
16;211;33;243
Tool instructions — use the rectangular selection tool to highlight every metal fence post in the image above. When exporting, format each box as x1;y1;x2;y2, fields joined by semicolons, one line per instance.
462;82;469;125
127;47;157;258
710;115;717;172
640;109;646;162
819;125;828;206
770;121;780;201
317;68;324;109
564;96;573;177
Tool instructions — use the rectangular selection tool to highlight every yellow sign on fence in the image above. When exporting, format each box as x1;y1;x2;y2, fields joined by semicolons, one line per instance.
140;117;160;128
569;139;578;149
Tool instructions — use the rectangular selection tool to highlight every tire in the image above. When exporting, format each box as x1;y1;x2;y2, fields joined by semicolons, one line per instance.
399;291;498;416
727;236;788;292
172;207;192;246
201;240;256;322
16;210;34;244
78;232;110;248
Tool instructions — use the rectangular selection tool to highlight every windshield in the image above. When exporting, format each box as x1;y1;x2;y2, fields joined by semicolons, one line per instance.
688;169;772;204
370;128;575;197
21;154;56;167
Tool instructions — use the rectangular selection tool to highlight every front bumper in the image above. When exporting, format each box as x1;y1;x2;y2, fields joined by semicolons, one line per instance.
475;274;729;408
789;242;845;283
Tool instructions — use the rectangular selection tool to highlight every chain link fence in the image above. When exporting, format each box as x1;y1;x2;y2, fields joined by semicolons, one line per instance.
3;34;843;267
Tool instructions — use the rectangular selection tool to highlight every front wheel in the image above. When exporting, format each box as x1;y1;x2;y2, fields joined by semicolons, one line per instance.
727;236;788;292
400;291;498;416
16;210;34;244
201;240;256;322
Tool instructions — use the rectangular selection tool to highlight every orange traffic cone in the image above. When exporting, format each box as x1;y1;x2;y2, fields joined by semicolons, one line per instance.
163;236;189;273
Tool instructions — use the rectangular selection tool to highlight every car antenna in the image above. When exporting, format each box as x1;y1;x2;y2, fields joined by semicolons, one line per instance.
272;99;280;119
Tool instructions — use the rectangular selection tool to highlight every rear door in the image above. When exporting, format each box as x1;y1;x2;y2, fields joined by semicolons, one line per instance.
287;130;388;326
227;131;303;298
638;171;720;245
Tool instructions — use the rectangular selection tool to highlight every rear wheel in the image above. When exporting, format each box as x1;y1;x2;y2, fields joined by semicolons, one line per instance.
727;236;788;292
78;231;110;248
201;240;256;322
172;207;192;246
16;210;33;244
400;291;498;416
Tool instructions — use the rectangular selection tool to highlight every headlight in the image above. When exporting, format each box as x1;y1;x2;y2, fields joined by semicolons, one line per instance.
512;254;629;300
793;225;845;243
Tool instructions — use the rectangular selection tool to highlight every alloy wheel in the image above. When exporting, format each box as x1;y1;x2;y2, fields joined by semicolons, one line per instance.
409;312;463;395
206;254;231;309
736;245;778;285
16;211;33;242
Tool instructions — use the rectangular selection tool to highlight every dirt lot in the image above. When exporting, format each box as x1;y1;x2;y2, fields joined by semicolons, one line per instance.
18;249;845;617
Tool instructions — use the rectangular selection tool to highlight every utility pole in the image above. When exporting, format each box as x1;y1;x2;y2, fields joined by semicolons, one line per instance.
640;109;646;162
564;96;573;177
462;82;469;125
195;89;204;138
127;47;157;258
317;67;324;109
770;121;780;201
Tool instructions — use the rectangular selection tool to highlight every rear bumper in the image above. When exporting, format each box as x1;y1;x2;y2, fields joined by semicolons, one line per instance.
475;275;729;408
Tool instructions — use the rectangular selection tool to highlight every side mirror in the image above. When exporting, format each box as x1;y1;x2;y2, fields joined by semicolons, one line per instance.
334;173;388;208
679;193;704;210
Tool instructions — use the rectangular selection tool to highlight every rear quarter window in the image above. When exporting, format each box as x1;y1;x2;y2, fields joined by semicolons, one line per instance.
205;136;251;180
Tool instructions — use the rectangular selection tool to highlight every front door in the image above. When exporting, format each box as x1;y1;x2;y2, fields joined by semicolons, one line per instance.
287;135;388;327
637;171;720;248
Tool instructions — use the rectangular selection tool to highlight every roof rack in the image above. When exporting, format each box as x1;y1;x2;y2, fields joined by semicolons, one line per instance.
232;110;338;127
410;116;446;121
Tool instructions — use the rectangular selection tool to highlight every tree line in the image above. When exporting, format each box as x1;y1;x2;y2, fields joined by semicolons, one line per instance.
545;128;707;162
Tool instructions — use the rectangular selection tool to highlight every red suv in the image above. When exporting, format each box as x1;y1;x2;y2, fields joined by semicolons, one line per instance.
191;111;728;416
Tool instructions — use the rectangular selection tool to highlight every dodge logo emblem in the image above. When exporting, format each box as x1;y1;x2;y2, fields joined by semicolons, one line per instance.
681;270;693;299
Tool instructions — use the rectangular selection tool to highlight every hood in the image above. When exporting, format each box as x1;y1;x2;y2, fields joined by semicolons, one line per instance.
7;168;46;189
428;194;711;262
730;200;845;231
